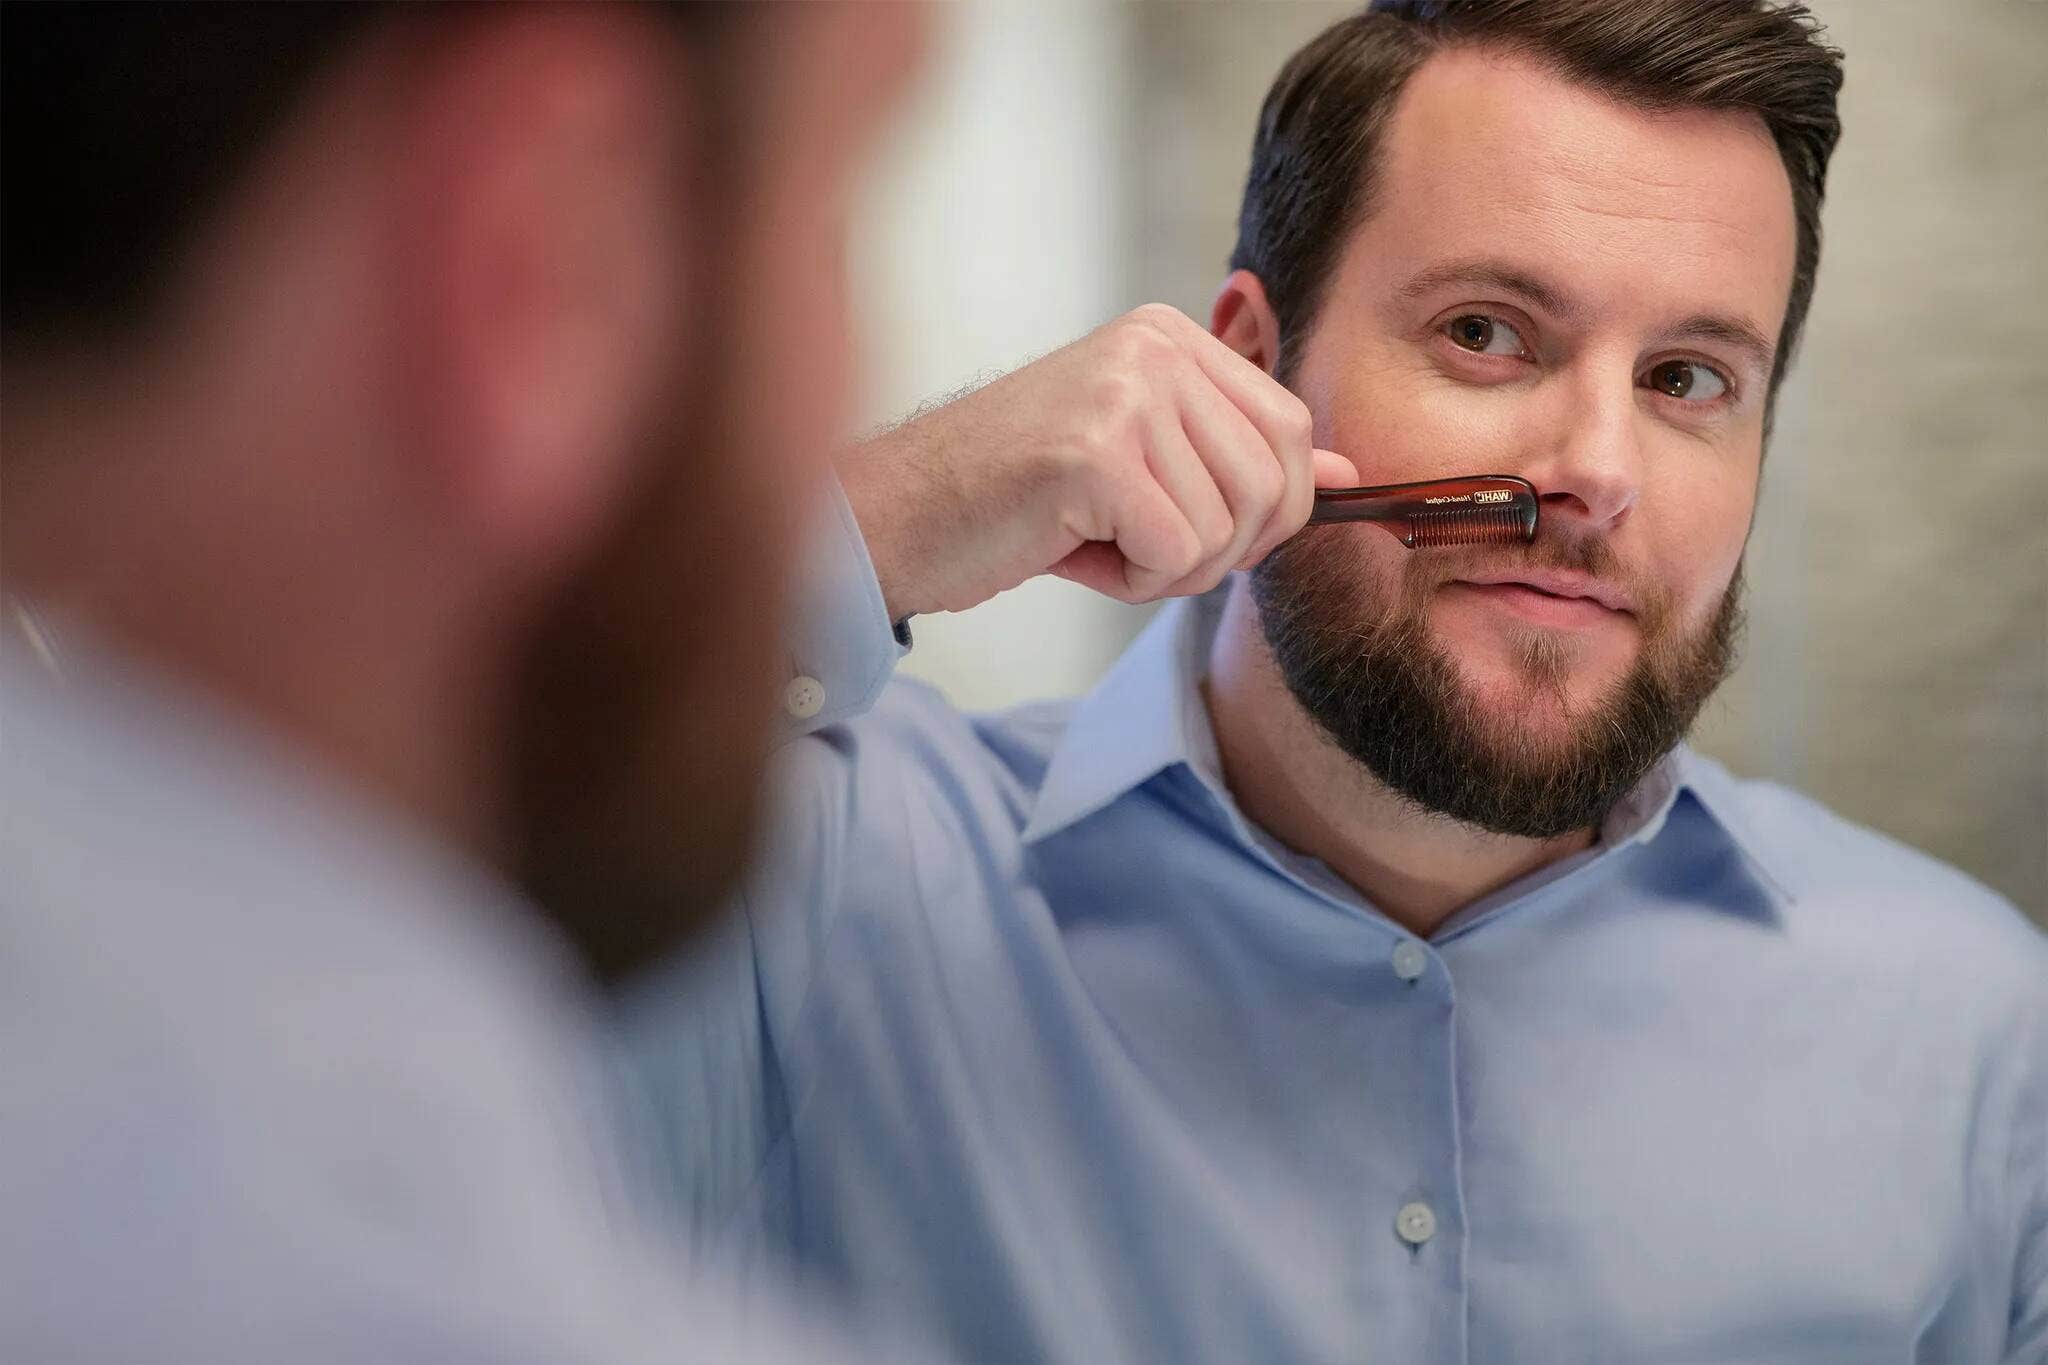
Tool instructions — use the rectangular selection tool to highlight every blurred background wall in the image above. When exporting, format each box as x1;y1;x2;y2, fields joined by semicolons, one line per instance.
849;0;2047;923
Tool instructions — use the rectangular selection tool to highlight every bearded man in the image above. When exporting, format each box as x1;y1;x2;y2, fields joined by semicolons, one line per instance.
618;3;2047;1361
2;2;923;1358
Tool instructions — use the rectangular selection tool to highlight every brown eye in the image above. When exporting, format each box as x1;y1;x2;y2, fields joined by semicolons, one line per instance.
1651;361;1693;397
1643;359;1727;402
1450;315;1493;351
1443;314;1524;356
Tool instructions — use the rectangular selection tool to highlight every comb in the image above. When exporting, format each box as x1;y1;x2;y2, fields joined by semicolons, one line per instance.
1307;474;1538;548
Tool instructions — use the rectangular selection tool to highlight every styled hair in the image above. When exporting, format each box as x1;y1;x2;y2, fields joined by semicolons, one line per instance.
1231;0;1844;394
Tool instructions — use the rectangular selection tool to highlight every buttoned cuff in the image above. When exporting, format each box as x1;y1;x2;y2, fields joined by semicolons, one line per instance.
776;474;912;743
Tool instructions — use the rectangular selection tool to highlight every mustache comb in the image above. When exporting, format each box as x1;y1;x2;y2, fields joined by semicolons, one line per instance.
1307;474;1539;548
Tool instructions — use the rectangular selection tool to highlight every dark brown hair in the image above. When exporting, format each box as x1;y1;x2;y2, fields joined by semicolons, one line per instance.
0;2;735;355
1232;0;1844;395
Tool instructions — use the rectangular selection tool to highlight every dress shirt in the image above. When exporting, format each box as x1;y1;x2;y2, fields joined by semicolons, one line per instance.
0;636;889;1363
617;483;2048;1364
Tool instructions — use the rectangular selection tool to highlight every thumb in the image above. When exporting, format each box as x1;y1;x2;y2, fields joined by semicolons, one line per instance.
1312;448;1361;489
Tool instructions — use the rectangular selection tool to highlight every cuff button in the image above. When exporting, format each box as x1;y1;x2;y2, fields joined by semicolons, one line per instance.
784;675;827;720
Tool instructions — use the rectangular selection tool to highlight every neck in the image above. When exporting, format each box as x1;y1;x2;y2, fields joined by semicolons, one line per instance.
1205;579;1593;939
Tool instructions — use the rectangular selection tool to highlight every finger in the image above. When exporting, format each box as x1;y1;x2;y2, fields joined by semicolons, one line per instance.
1314;448;1362;488
1147;309;1319;566
1174;373;1285;574
1092;459;1206;602
1148;305;1315;461
1143;304;1296;427
1138;411;1236;572
1235;449;1366;571
1049;541;1135;600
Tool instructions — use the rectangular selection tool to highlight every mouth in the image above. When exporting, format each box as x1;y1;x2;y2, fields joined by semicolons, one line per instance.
1443;569;1633;629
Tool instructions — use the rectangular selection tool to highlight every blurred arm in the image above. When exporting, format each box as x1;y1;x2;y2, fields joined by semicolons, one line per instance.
611;473;928;1250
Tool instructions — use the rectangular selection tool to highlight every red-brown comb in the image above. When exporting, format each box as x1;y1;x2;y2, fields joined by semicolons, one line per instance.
1306;474;1538;549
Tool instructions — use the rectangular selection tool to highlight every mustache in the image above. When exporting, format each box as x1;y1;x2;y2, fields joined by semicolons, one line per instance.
1396;530;1672;632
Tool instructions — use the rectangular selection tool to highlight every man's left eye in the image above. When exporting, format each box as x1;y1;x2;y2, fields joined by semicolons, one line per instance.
1642;359;1728;402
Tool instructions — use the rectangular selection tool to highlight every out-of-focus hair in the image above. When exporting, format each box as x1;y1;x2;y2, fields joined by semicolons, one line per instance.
0;1;731;357
3;4;384;350
1231;0;1844;396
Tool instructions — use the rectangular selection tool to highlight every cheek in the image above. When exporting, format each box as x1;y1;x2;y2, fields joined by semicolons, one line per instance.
1636;451;1757;616
1303;340;1536;487
745;196;851;481
715;158;859;581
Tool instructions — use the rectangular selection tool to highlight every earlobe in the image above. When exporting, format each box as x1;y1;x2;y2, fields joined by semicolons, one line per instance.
1211;269;1283;375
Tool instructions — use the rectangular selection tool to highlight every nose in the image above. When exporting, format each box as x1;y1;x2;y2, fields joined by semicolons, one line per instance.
1521;372;1642;533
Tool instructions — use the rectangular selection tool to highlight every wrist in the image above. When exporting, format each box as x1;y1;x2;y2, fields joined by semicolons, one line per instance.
836;431;926;624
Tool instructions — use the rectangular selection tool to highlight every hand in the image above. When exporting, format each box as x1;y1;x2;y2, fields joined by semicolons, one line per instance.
838;304;1359;621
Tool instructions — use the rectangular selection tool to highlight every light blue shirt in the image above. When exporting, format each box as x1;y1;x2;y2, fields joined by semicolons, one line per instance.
0;637;895;1363
617;488;2048;1364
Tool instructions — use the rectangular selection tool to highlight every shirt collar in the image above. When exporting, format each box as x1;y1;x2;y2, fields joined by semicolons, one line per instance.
1020;585;1225;845
1020;578;1795;908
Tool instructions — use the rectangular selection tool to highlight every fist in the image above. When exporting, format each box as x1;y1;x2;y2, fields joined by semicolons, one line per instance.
840;303;1358;620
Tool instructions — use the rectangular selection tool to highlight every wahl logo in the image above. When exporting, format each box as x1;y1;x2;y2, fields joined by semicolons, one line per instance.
1473;489;1513;504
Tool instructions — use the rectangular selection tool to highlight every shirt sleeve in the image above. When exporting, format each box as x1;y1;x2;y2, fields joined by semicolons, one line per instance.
612;473;924;1255
773;474;912;748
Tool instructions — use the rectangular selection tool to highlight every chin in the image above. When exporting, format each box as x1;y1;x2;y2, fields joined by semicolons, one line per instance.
1444;630;1636;718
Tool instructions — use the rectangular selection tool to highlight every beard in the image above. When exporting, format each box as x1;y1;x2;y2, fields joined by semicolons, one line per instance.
1247;527;1742;840
505;318;792;983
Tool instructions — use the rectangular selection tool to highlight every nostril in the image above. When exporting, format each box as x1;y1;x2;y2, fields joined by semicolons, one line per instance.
1538;489;1631;527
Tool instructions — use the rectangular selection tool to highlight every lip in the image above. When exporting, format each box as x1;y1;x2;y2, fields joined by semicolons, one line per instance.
1451;569;1633;614
1443;570;1633;631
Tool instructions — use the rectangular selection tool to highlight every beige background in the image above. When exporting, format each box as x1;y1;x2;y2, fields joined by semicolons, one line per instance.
854;1;2047;922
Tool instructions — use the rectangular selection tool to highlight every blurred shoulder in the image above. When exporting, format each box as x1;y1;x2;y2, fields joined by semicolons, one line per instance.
0;650;674;1358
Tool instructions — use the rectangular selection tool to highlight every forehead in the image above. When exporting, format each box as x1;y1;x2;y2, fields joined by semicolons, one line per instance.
1361;45;1797;338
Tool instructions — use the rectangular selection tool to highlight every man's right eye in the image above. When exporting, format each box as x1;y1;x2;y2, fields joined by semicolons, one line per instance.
1444;314;1527;357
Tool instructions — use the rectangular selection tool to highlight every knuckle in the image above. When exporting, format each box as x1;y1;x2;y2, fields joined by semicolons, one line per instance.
1180;561;1231;600
1083;369;1143;432
1277;394;1315;447
1196;505;1235;555
1128;302;1183;333
1247;459;1286;511
1133;329;1177;372
1168;523;1206;580
1112;310;1180;368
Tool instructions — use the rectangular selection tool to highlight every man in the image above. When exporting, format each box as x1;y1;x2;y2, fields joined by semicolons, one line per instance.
2;2;921;1358
619;2;2048;1361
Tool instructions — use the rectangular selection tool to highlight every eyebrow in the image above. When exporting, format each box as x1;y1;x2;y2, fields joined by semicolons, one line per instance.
1395;257;1778;376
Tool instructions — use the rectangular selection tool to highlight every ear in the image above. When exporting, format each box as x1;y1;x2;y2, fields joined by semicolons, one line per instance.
1211;269;1284;375
396;8;692;578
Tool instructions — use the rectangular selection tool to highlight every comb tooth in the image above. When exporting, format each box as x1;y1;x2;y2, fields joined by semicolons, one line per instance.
1410;505;1524;547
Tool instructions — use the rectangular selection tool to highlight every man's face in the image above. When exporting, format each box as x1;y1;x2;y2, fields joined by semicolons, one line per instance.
512;5;922;972
1252;47;1795;836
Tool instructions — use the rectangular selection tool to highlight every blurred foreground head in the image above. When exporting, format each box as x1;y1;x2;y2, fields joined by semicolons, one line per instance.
2;2;922;976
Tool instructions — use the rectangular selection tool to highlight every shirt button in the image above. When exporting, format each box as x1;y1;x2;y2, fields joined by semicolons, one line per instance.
1395;1201;1437;1246
784;675;826;720
1390;939;1428;982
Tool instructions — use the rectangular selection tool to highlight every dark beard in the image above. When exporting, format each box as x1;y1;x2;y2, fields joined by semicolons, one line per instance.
1247;528;1742;839
507;308;785;985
